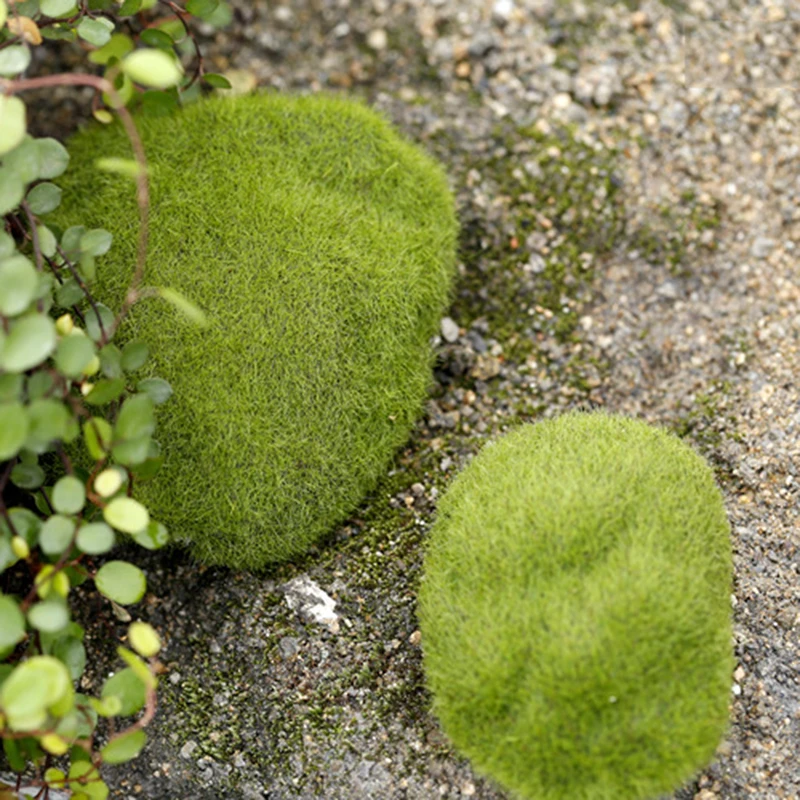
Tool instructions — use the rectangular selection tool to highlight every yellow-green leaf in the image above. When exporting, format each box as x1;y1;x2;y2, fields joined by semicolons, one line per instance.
0;96;26;156
95;561;146;604
122;49;183;89
103;497;149;534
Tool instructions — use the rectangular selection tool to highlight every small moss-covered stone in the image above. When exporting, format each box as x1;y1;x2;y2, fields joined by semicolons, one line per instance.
55;94;457;569
419;411;733;800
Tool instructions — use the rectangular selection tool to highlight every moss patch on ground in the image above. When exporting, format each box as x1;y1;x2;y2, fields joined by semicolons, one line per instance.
451;121;626;357
147;465;447;793
627;189;722;276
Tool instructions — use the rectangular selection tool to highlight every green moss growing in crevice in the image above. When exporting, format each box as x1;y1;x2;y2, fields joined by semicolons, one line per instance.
670;379;744;462
152;445;460;793
452;122;625;357
627;189;722;276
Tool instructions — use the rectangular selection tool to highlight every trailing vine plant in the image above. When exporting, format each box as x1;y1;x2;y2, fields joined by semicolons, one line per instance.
0;1;229;796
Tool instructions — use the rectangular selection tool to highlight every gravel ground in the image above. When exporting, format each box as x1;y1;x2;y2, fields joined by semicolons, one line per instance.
28;0;800;798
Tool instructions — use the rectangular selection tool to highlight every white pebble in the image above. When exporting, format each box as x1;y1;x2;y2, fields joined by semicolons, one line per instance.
440;316;460;343
367;28;388;51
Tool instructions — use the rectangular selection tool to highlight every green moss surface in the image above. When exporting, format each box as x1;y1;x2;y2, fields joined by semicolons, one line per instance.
419;411;733;800
54;93;457;569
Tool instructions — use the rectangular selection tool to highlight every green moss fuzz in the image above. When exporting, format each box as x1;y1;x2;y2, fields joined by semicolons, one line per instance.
419;411;733;800
56;94;458;569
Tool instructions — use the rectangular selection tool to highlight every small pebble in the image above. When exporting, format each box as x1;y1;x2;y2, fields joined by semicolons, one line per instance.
180;740;198;760
492;0;514;22
751;237;775;259
366;28;388;51
440;317;460;343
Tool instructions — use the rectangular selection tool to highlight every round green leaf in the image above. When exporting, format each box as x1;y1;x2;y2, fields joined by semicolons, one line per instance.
115;394;155;441
103;498;149;534
121;340;149;372
92;694;122;718
54;334;96;378
0;538;15;573
89;699;118;724
203;72;232;89
28;601;69;633
24;398;72;453
60;225;86;258
84;303;115;342
140;28;173;50
26;182;62;215
83;416;113;459
118;0;142;14
99;343;123;378
0;167;25;215
101;729;146;764
0;655;71;732
89;32;134;65
53;636;87;682
0;372;23;401
77;16;114;47
101;668;146;716
76;522;115;555
11;461;45;489
122;49;184;89
39;514;76;555
112;435;152;466
71;695;98;739
0;48;31;80
37;224;58;258
84;378;126;406
95;560;147;604
40;0;76;17
27;370;56;401
0;255;37;316
0;231;15;259
17;448;37;466
34;271;54;304
94;468;124;498
4;137;41;183
130;442;163;481
36;137;70;179
1;507;41;546
1;313;56;372
135;377;173;405
128;621;160;657
0;595;25;650
131;520;168;550
68;760;107;800
56;278;85;308
39;619;83;651
2;734;26;773
0;402;28;460
11;535;29;560
103;67;135;110
80;251;97;281
52;475;86;515
186;0;218;18
80;228;113;257
40;26;78;43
